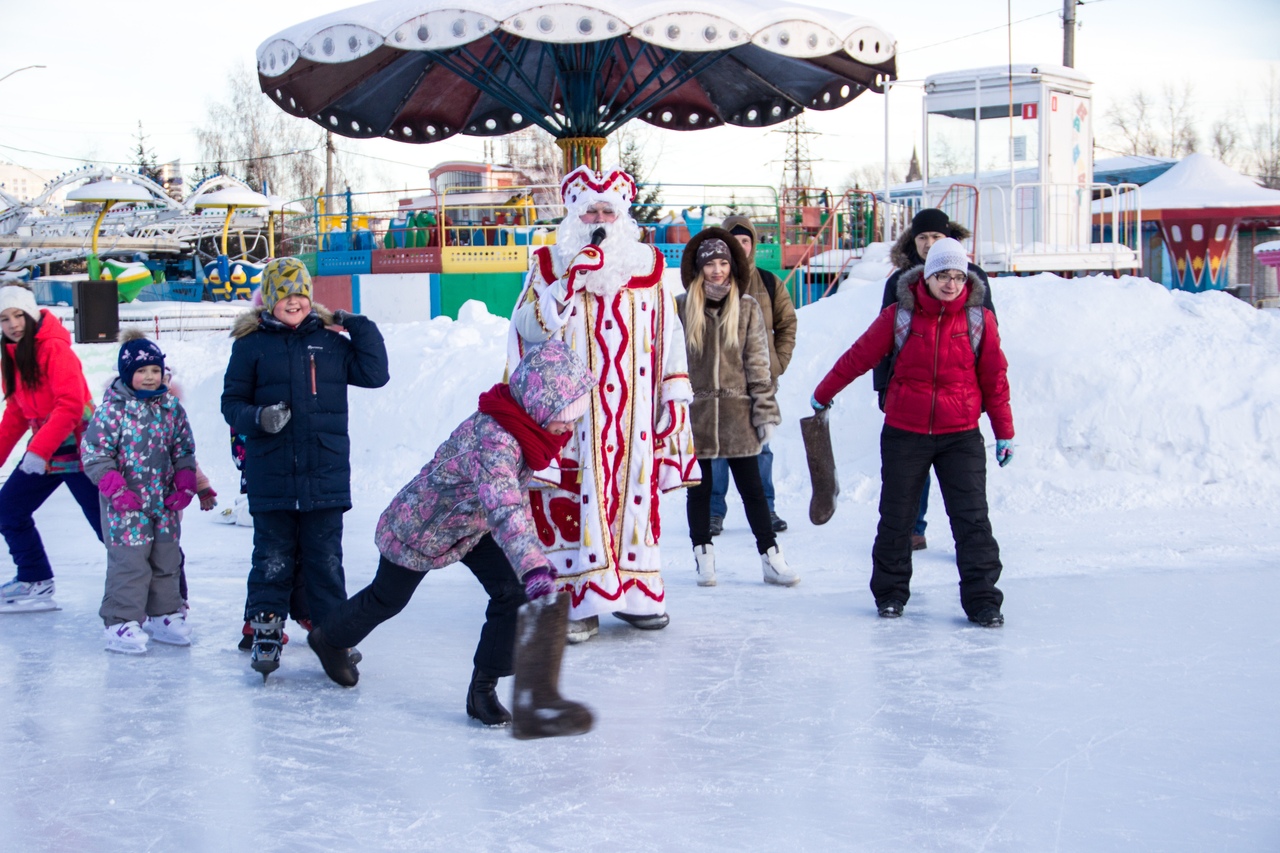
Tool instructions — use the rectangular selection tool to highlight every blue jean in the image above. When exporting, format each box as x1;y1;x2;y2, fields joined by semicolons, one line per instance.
710;443;775;518
245;508;347;627
914;472;930;536
0;468;103;582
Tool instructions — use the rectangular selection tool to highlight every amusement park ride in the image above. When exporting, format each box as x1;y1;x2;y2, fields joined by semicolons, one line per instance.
0;0;1164;318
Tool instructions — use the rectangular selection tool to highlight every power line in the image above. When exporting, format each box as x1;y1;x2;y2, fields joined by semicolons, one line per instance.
899;5;1066;54
0;140;322;169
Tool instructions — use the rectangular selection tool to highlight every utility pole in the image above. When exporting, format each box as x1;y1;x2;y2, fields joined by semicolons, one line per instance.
775;116;819;204
1063;0;1078;68
324;131;335;201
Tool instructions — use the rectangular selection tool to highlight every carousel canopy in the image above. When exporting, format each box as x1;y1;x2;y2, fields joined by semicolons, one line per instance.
256;0;896;146
66;180;156;204
192;187;272;209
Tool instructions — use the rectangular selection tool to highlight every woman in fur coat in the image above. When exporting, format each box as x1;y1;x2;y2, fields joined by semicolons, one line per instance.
678;228;798;589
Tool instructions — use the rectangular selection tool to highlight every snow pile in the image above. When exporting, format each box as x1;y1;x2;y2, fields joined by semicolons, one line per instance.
68;276;1280;518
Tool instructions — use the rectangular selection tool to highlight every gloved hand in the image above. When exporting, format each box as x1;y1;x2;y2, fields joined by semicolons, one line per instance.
654;400;677;438
523;565;558;601
757;424;775;445
996;439;1013;468
810;394;831;412
197;486;218;511
331;309;360;326
559;245;605;302
163;468;198;511
18;451;46;475
258;402;292;434
98;470;144;513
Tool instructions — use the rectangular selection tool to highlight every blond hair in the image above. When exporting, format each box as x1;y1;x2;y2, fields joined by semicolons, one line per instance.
684;271;741;357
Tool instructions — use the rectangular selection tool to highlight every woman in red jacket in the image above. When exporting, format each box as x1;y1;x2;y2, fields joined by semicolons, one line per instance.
812;239;1013;627
0;286;102;613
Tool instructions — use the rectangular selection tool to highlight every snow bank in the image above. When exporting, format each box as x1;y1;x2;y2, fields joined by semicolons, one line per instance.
67;277;1280;519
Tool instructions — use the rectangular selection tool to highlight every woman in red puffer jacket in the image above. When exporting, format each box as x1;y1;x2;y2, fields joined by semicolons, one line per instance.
0;286;102;612
812;238;1013;628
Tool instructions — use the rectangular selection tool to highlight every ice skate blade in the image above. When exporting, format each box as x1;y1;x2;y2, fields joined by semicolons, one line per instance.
104;643;147;655
0;600;60;614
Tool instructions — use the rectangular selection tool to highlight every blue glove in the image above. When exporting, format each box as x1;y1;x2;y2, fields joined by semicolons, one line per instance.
810;394;830;412
996;439;1013;467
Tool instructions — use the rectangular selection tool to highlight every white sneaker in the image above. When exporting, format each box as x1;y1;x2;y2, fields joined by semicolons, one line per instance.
694;544;717;587
0;577;58;612
145;612;193;646
761;545;800;587
234;494;253;527
104;621;149;654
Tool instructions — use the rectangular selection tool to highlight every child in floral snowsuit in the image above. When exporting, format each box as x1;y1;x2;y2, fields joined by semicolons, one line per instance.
81;335;198;654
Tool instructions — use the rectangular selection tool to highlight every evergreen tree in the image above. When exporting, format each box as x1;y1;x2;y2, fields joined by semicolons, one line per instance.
619;132;663;223
133;122;162;184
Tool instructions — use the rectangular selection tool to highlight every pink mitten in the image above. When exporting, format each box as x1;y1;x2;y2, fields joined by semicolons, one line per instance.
523;565;558;601
112;490;144;513
164;469;198;511
97;470;127;498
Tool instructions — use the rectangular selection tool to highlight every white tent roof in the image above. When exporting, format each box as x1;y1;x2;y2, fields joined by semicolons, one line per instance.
1138;153;1280;211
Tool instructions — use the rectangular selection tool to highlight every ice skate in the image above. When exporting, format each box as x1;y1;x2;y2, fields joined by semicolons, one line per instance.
761;545;800;587
512;593;594;740
693;543;716;587
0;578;59;613
104;620;149;654
249;612;284;681
144;612;193;646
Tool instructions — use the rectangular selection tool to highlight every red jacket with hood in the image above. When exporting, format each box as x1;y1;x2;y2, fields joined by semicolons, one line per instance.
0;311;95;468
814;267;1014;440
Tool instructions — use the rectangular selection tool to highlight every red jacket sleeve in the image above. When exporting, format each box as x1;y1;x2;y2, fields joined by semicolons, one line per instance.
25;341;90;462
813;305;896;406
976;309;1014;440
0;397;28;465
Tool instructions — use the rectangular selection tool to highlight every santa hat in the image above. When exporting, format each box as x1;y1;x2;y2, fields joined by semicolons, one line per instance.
560;166;637;214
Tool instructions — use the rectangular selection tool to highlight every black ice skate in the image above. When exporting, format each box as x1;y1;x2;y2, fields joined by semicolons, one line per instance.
249;612;284;682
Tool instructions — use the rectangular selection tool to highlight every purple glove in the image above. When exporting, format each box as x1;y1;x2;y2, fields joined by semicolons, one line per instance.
523;566;558;601
164;469;198;511
98;470;144;513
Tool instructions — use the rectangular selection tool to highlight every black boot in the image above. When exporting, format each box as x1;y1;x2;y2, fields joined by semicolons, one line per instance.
512;593;594;740
466;667;511;726
307;625;360;687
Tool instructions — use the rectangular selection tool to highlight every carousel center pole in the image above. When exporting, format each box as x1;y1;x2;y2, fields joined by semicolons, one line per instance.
556;137;608;173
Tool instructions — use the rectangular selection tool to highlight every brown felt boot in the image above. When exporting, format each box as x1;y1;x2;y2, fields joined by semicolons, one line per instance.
511;593;594;740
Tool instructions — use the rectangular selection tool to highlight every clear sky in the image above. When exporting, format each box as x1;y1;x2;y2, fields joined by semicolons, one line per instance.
1;0;1277;197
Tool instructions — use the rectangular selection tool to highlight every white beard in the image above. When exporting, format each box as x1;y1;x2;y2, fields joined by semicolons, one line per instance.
556;211;654;298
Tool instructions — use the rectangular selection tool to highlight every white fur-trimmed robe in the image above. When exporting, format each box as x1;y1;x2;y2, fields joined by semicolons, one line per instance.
508;245;698;619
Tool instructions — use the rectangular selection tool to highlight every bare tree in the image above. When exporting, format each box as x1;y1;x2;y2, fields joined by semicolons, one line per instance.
196;63;325;202
1161;82;1198;158
1105;90;1157;156
1250;68;1280;189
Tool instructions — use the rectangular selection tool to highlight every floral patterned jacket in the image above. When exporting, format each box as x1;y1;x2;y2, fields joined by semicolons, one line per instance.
81;378;196;546
375;341;594;579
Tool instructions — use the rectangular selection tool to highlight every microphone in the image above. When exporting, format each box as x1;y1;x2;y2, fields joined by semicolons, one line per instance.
591;227;606;246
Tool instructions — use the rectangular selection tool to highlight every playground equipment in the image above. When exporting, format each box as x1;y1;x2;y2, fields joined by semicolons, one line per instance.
193;186;270;300
64;179;162;301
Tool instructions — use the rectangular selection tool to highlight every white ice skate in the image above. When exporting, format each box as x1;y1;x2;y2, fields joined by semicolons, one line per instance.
0;578;59;613
144;612;193;646
235;494;252;527
761;545;801;587
104;621;149;654
694;543;717;587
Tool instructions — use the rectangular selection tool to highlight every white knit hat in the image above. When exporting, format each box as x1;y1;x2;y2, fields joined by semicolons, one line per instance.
0;285;39;320
552;393;590;424
923;237;969;281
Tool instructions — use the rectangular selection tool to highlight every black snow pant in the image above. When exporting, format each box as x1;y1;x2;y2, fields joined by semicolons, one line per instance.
245;508;346;628
321;535;529;677
871;425;1003;617
686;456;776;554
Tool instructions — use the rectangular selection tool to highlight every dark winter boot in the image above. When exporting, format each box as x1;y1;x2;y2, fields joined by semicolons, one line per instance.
511;593;594;740
801;409;840;525
307;626;359;687
466;667;512;726
249;612;284;681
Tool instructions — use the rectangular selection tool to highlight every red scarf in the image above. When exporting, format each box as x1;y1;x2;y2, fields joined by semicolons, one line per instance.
477;383;571;470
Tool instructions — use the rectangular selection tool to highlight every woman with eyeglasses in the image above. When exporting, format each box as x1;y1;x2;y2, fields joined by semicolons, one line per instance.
811;238;1013;628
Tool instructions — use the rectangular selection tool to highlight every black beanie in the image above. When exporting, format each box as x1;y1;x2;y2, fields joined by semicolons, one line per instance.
911;208;950;237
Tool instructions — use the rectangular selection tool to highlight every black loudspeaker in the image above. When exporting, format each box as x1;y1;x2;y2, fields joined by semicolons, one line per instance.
72;280;119;344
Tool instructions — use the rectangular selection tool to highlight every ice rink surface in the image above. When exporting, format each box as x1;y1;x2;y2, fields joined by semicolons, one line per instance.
1;495;1276;852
